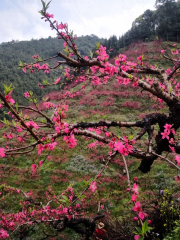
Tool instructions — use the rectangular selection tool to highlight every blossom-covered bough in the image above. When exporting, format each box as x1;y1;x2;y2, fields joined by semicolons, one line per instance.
1;1;180;239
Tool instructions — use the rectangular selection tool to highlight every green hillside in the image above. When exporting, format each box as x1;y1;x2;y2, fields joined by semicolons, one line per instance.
0;34;102;105
0;39;180;239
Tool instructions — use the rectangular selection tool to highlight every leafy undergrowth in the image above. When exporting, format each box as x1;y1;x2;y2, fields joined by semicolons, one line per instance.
1;41;180;239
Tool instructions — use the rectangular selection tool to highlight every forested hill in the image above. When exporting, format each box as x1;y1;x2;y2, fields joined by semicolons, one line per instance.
103;0;180;56
0;35;102;107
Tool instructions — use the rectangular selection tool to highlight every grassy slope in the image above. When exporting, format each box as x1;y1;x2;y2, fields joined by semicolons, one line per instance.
0;40;180;239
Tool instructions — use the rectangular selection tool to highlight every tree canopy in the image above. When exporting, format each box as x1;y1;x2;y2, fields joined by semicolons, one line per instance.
103;0;180;57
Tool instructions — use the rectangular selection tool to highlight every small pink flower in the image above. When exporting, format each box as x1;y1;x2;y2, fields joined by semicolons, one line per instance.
175;155;180;165
134;235;140;240
131;194;138;202
39;161;43;167
46;12;54;18
133;201;141;212
24;91;30;98
100;205;104;210
132;183;139;195
172;49;179;55
0;148;5;158
161;130;170;140
31;164;37;172
32;55;39;59
89;181;97;193
0;228;9;239
174;175;180;181
138;211;145;220
164;124;172;131
38;144;44;155
54;77;61;84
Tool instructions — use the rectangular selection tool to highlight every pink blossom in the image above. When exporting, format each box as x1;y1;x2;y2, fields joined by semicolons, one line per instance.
24;91;30;98
164;124;172;131
165;68;172;75
148;220;152;224
18;137;24;143
123;78;130;85
172;49;179;55
32;55;39;59
89;181;97;193
161;130;170;140
0;228;9;239
63;134;77;148
40;64;50;73
38;144;44;155
31;164;37;172
39;161;43;167
26;121;39;130
117;76;123;84
43;102;55;109
57;23;66;29
133;217;138;221
114;141;128;155
17;127;22;133
137;55;142;61
65;68;70;79
133;201;141;212
171;128;175;134
0;148;5;158
161;49;165;53
174;175;180;181
96;45;109;61
5;92;15;104
54;77;61;84
46;12;54;18
131;194;138;202
175;155;180;165
118;54;127;62
132;183;139;195
100;204;104;210
134;235;140;240
169;138;174;144
138;211;145;220
7;133;13;139
48;142;57;151
134;177;138;182
158;98;163;103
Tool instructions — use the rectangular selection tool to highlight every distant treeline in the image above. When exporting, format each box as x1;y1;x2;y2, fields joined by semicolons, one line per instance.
0;35;102;118
103;0;180;56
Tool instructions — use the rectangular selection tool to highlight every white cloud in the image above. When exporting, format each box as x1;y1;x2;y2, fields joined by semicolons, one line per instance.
67;2;155;38
0;0;156;43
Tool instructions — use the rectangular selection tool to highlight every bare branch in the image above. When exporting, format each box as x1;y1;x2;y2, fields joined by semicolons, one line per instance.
0;91;42;143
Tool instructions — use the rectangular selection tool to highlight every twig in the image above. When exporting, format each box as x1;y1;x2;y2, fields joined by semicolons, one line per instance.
152;151;180;170
122;155;131;190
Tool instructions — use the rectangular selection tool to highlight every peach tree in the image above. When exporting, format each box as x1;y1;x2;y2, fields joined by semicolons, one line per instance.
0;1;180;239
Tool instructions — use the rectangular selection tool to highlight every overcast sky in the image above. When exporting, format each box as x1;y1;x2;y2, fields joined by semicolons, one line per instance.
0;0;156;43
